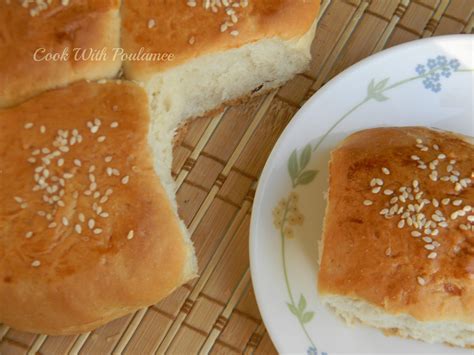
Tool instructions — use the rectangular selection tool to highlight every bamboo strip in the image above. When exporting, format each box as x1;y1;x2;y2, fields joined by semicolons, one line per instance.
199;271;251;355
243;323;267;355
373;0;411;52
27;334;46;355
463;14;474;33
69;332;91;355
175;113;225;189
312;0;370;90
422;0;450;37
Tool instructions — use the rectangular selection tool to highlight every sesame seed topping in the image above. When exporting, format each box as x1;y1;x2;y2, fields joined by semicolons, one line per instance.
93;228;103;235
88;219;95;230
97;136;106;143
25;231;33;239
121;176;130;185
110;122;119;128
437;153;446;160
411;155;420;161
75;224;82;234
411;231;421;237
104;156;113;163
384;189;394;196
31;260;41;267
148;18;156;29
372;187;381;194
417;276;426;286
433;144;439;150
24;122;34;129
452;199;462;206
397;220;405;229
127;230;134;240
427;252;437;259
62;217;69;226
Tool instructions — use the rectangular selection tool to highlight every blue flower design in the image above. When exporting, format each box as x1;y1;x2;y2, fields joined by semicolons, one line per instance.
436;55;447;65
307;346;328;355
427;59;437;69
415;56;461;93
449;59;460;70
415;64;426;75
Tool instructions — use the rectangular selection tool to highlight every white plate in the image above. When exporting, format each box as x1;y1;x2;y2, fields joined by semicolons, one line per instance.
249;35;474;355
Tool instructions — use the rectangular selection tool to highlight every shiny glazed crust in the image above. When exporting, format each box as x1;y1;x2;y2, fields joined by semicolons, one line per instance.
318;127;474;323
0;81;194;335
121;0;320;79
0;0;121;108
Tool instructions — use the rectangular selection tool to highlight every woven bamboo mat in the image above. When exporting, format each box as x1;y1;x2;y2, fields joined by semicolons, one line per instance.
1;1;473;354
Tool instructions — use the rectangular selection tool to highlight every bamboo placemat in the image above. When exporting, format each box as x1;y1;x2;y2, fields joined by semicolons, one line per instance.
1;1;473;354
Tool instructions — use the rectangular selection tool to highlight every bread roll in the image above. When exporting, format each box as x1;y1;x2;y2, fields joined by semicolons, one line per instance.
121;0;320;182
318;127;474;348
0;0;121;108
0;80;197;335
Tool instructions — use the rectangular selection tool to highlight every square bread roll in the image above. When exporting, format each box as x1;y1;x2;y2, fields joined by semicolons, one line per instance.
318;127;474;348
0;80;197;335
0;0;121;108
121;0;320;178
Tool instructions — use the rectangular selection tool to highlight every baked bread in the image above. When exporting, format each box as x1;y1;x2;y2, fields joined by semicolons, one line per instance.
0;80;197;335
0;0;121;108
121;0;320;179
318;127;474;348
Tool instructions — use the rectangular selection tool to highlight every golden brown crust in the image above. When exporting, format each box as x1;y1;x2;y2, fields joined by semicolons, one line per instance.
121;0;320;79
0;81;192;335
318;127;474;323
0;0;121;108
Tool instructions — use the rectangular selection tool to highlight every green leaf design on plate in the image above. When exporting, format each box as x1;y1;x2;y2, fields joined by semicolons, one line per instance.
288;150;299;181
302;311;314;324
299;144;312;171
367;77;390;101
287;302;299;316
298;294;307;313
296;170;318;185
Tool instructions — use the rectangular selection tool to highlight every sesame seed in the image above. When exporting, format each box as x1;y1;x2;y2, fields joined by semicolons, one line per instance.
411;155;420;161
450;212;459;220
104;156;113;163
452;199;462;206
63;173;73;179
412;180;419;189
75;224;82;234
121;176;130;185
97;136;106;143
438;153;446;160
74;159;82;167
90;125;99;134
397;220;405;229
454;183;462;192
62;217;69;226
40;125;46;134
460;224;469;231
411;231;421;237
422;236;432;243
127;230;134;240
379;209;389;215
384;189;394;196
427;252;437;259
57;158;64;167
31;260;41;267
79;213;85;222
24;122;34;129
424;244;435;250
438;221;448;228
110;122;119;128
442;198;450;205
417;276;426;286
148;18;156;29
375;178;383;186
433;144;439;150
416;138;423;144
25;231;33;238
372;187;381;194
432;199;439;207
390;197;398;204
48;222;57;229
93;228;103;235
88;219;95;229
